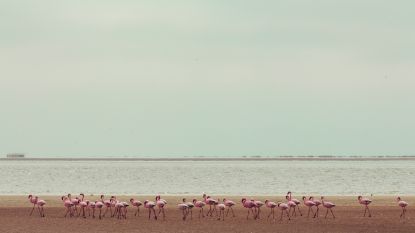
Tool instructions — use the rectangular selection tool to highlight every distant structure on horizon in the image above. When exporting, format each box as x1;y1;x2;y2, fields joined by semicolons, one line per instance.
6;153;25;158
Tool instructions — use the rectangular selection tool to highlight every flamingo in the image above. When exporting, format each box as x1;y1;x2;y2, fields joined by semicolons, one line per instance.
121;201;129;219
114;201;125;219
277;202;290;221
265;200;277;219
100;195;113;217
178;203;189;221
397;196;408;218
30;196;46;217
28;195;38;216
321;196;335;219
223;198;236;217
79;194;89;218
95;200;104;219
217;202;226;221
286;196;298;217
358;195;372;217
144;200;157;220
67;194;80;216
309;196;321;218
183;198;194;219
241;198;257;220
61;196;74;218
253;200;264;219
130;198;142;217
203;194;218;217
89;201;96;218
155;195;167;220
302;196;315;218
287;191;302;216
193;199;205;219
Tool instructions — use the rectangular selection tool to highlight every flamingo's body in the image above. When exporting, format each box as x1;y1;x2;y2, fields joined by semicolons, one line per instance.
241;198;257;220
144;200;157;220
95;201;104;219
217;203;226;221
130;198;142;217
61;196;74;218
155;195;167;220
203;194;218;217
193;199;205;219
397;197;408;218
277;202;290;221
309;196;321;218
28;195;46;217
302;196;315;218
321;196;335;219
286;192;302;216
358;196;372;217
253;200;264;219
223;198;236;217
178;203;189;221
265;200;277;219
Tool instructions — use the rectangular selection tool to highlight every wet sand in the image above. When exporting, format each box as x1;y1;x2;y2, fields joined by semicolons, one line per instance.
0;195;413;233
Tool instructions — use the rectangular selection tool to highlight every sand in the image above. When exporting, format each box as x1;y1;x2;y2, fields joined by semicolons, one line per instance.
0;195;413;233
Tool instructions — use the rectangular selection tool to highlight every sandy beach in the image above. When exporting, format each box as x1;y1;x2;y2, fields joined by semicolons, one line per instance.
0;195;413;233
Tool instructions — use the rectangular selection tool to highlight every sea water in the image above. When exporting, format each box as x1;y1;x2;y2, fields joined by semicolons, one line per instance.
0;159;414;195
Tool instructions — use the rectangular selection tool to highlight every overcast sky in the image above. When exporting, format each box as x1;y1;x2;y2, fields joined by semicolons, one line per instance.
1;0;414;157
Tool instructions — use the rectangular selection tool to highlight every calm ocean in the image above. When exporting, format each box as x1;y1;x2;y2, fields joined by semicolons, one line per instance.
1;157;414;195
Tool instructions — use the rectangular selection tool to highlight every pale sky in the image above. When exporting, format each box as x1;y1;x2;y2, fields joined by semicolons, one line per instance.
1;0;414;157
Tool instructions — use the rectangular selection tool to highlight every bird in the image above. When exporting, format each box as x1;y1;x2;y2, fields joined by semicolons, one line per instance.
28;195;38;216
100;195;113;217
253;200;264;219
203;194;218;217
358;195;372;217
61;196;74;218
217;202;226;221
241;198;257;220
177;203;189;221
89;201;96;218
287;191;302;216
277;202;290;221
130;198;143;217
397;196;408;218
182;198;194;219
34;196;46;217
309;196;321;218
193;198;206;219
302;196;315;218
286;196;298;217
95;200;104;219
223;198;236;217
265;200;277;219
79;194;89;218
144;200;157;220
155;195;167;220
321;196;335;219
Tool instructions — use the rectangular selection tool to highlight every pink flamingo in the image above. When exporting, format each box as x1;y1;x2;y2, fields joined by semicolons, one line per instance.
89;201;96;218
265;200;277;219
223;198;236;217
302;196;315;218
193;199;205;219
217;201;226;221
397;196;408;218
241;198;257;220
253;200;264;219
67;194;80;216
178;203;189;221
100;195;113;217
28;196;46;217
130;198;142;217
155;195;167;220
79;194;89;218
309;196;321;218
28;195;38;216
121;201;129;219
95;200;104;219
114;201;125;219
61;196;74;218
144;200;157;220
321;196;335;218
287;191;302;216
203;194;218;217
286;196;298;217
277;202;290;221
182;198;194;219
358;195;372;217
